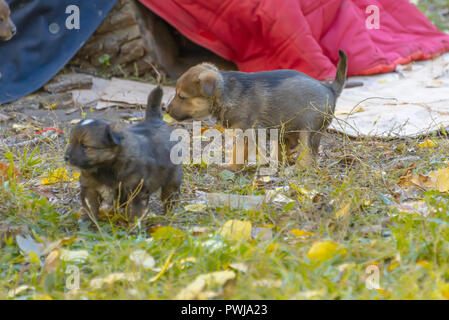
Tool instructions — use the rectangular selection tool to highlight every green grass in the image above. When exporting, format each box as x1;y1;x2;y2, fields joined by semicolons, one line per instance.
1;0;449;301
416;0;449;31
2;128;449;300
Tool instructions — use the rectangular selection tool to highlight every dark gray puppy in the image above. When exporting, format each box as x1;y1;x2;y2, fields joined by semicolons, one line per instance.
168;50;347;166
65;86;183;222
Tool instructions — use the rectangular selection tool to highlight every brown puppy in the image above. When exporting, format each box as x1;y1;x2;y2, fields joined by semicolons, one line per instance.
168;51;347;166
65;86;183;222
0;0;16;41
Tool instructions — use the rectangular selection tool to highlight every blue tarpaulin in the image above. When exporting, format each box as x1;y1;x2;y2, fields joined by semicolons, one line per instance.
0;0;118;104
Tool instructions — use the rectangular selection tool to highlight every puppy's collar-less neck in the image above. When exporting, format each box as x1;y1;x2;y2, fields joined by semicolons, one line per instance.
207;74;233;128
209;97;222;122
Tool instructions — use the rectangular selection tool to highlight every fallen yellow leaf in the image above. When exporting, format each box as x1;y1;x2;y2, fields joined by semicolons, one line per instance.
335;106;365;115
405;167;449;193
219;220;252;241
175;270;236;300
441;283;449;300
28;251;41;265
151;226;185;240
7;285;33;298
388;262;399;271
307;241;343;262
32;294;53;300
43;249;60;273
229;262;248;274
266;243;279;253
416;260;430;268
90;273;139;289
335;202;351;219
291;229;314;238
430;168;449;192
418;139;437;148
60;249;88;263
41;167;80;185
184;203;207;213
150;250;174;282
163;114;175;123
44;104;58;110
12;123;37;131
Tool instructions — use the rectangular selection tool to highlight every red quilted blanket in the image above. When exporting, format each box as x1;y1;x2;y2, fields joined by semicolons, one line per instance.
139;0;449;80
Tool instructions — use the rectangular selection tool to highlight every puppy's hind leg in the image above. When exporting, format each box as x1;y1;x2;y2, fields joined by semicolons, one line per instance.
310;132;322;157
296;131;315;168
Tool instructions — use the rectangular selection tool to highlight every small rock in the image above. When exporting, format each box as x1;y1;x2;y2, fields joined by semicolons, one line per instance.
44;74;93;93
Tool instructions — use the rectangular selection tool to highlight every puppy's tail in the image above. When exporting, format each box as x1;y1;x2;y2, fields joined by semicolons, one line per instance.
145;86;163;120
331;50;348;98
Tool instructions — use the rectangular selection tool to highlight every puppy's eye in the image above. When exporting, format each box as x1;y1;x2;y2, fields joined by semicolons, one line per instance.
0;18;3;23
178;93;186;100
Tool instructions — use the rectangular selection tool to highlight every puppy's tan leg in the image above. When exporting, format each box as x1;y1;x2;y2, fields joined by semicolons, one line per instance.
223;140;245;172
278;141;296;165
80;186;100;221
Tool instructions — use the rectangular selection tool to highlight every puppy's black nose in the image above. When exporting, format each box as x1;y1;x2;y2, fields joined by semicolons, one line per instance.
11;25;16;35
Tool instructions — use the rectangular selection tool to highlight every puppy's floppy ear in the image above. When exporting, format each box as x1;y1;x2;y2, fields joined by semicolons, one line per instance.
198;70;219;97
105;125;123;146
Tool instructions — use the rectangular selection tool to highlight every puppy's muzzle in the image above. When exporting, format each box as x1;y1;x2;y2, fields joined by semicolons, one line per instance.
10;23;16;36
1;20;16;41
167;102;190;121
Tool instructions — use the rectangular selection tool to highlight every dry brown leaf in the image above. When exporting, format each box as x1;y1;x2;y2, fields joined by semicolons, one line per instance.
401;168;449;192
430;168;449;192
43;249;60;273
43;236;79;255
0;162;21;181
